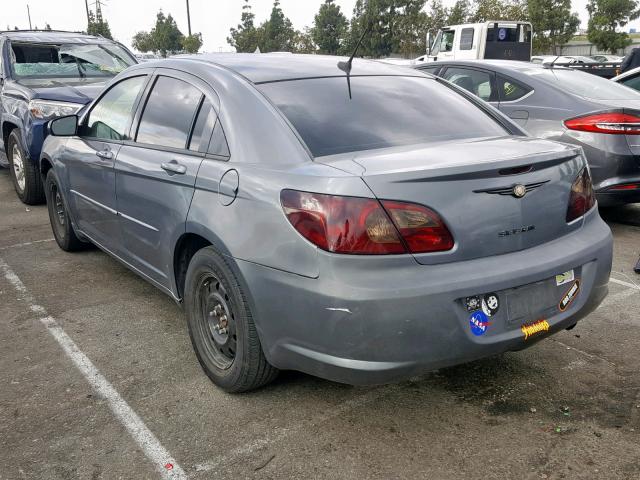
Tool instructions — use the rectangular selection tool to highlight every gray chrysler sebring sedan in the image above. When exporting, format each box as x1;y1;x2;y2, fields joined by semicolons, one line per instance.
40;54;613;392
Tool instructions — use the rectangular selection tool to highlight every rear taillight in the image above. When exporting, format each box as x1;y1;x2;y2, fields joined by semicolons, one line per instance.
280;190;454;255
564;112;640;135
566;168;596;222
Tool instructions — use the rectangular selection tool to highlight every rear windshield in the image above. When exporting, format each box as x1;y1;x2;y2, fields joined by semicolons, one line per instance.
257;76;507;157
536;68;638;100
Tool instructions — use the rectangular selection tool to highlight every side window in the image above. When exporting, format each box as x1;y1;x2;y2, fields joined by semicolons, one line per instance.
498;76;532;101
136;76;202;150
188;98;216;153
418;65;441;76
443;67;494;101
622;75;640;92
84;75;146;141
208;120;230;158
440;30;455;53
459;28;474;51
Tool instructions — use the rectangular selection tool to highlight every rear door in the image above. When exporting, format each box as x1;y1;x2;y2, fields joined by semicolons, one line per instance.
65;73;149;251
115;71;215;288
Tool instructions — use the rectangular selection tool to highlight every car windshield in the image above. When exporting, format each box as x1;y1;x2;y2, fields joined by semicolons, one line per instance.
10;42;135;78
257;75;508;157
536;68;639;100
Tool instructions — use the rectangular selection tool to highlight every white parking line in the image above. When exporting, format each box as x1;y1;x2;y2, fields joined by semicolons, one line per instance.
0;238;55;251
0;256;187;480
609;276;640;291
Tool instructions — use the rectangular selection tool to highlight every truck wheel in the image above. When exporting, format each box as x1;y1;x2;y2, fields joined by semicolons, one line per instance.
8;129;44;205
185;247;278;393
44;170;85;252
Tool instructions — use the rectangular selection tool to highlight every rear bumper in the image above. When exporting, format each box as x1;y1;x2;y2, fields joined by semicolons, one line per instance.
238;211;613;385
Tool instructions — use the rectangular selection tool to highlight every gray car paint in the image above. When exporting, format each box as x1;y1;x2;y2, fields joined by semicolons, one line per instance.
417;60;640;206
40;54;613;385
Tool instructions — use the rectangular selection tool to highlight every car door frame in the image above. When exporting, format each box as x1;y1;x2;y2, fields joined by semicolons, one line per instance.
113;67;221;293
439;64;500;104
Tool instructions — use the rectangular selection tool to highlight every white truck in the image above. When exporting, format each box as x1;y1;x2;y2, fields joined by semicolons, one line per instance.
415;21;533;64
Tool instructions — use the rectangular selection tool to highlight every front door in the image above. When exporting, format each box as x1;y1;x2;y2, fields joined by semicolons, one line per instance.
65;74;148;250
115;73;215;288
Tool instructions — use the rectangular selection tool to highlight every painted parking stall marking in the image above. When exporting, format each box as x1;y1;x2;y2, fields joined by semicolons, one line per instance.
0;255;187;480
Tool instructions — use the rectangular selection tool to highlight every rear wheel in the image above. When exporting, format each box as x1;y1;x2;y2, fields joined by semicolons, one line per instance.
8;129;44;205
45;170;85;252
185;247;278;392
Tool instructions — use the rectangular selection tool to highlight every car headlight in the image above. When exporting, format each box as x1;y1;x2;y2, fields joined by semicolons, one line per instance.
28;100;84;120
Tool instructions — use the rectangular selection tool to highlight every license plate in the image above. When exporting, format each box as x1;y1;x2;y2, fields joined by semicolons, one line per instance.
505;279;558;326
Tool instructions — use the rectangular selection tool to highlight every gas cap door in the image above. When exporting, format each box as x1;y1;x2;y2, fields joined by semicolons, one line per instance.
218;169;239;206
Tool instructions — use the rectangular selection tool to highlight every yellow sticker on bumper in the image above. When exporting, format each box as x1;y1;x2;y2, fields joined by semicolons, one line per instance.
521;319;550;340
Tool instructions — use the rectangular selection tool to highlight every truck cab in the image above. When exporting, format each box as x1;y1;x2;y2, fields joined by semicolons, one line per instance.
425;21;532;63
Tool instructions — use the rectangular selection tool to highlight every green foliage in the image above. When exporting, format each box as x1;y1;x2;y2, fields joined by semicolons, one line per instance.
447;0;471;25
182;33;203;54
312;0;348;54
132;11;184;57
587;0;640;53
228;0;262;52
261;0;298;52
44;23;52;31
295;28;317;53
529;0;580;54
470;0;528;22
87;11;113;39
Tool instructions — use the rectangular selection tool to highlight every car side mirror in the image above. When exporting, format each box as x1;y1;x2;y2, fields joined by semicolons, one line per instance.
49;115;78;136
426;32;433;56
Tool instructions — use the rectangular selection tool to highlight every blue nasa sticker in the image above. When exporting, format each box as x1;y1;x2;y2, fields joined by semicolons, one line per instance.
469;311;491;336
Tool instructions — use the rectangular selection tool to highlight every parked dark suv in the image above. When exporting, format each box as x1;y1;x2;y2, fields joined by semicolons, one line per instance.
0;30;136;203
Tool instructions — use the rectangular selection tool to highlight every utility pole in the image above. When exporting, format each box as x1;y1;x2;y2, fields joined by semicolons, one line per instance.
186;0;192;36
84;0;91;25
27;4;32;29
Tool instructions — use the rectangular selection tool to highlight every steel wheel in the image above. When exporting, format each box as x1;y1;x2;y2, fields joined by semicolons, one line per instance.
198;274;237;370
11;143;25;193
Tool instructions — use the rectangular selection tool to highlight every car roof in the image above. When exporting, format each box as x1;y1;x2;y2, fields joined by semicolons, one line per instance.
157;53;422;84
418;59;574;74
0;30;112;44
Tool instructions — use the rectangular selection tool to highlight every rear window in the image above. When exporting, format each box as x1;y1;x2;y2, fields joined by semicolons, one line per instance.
257;76;507;157
537;69;639;100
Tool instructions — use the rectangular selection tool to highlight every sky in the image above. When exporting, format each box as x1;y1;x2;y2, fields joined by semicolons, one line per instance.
1;0;635;53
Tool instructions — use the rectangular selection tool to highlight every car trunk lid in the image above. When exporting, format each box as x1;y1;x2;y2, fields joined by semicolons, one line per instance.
319;136;584;265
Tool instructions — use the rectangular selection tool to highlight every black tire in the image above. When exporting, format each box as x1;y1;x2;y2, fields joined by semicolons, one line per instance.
185;247;278;393
7;129;45;205
44;170;85;252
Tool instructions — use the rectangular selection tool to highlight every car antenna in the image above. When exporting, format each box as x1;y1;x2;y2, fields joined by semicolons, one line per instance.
337;22;372;99
545;55;560;69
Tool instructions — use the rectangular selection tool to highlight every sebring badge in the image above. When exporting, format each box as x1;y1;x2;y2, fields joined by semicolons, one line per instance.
512;184;527;198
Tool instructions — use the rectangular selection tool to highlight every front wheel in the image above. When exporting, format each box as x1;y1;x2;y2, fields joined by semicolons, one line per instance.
45;170;85;252
7;129;44;205
185;247;278;392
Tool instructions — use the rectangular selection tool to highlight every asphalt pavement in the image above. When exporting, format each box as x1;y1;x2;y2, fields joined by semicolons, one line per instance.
1;164;639;480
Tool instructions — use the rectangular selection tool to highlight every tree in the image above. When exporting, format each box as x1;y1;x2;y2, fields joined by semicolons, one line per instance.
87;10;113;39
261;0;298;52
470;0;528;22
132;31;155;53
528;0;579;54
394;0;429;57
132;11;184;57
447;0;470;25
587;0;640;53
295;28;317;53
228;0;262;52
182;33;203;53
44;23;52;31
424;0;449;38
312;0;348;54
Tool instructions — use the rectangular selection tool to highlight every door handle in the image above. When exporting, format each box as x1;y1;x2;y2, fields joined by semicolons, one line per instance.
161;161;187;175
95;149;113;160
